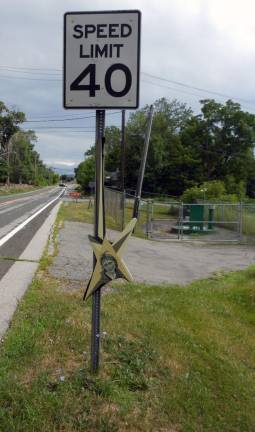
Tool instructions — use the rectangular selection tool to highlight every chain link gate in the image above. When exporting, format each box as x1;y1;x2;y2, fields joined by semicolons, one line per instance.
147;201;254;243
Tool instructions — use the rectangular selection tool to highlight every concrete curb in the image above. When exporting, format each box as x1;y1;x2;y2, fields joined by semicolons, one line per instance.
0;201;61;339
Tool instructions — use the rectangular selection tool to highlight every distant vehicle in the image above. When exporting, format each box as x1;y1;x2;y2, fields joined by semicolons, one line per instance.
59;183;66;187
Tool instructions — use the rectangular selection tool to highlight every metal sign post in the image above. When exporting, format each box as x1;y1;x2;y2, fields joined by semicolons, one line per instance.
91;110;105;372
64;9;141;373
120;109;126;230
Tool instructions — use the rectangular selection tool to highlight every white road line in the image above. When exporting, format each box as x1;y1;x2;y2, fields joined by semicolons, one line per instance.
0;189;60;215
0;190;64;248
0;188;56;207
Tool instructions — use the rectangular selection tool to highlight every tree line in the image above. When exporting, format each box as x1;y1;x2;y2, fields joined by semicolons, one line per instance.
76;97;255;199
0;101;59;186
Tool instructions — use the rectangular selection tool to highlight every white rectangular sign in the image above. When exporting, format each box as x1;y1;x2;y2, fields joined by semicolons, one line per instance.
63;10;141;109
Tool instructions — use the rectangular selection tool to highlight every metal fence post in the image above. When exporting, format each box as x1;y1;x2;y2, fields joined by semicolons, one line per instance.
122;189;126;231
239;201;243;241
146;199;152;238
177;203;181;240
181;202;184;240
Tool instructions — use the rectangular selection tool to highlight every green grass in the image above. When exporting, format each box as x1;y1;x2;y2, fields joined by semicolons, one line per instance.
59;201;147;237
0;185;43;196
0;263;254;430
59;200;172;239
0;202;254;431
58;201;94;224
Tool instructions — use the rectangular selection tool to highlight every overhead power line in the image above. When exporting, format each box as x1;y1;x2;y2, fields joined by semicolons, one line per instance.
0;74;60;82
0;65;61;72
1;64;255;111
24;128;95;134
142;71;254;106
0;68;60;76
25;125;95;129
25;110;96;119
142;79;255;113
25;115;99;123
142;78;206;100
25;126;96;129
24;111;121;122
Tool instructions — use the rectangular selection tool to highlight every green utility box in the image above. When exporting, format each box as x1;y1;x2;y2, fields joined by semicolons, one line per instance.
189;205;204;231
171;203;216;235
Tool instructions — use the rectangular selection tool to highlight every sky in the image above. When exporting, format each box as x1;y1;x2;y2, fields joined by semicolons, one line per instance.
1;0;255;172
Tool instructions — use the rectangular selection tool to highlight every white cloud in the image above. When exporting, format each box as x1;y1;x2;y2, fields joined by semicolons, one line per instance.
35;131;94;166
45;160;77;167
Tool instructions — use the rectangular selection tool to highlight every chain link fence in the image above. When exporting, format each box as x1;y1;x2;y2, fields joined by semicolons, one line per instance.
242;204;255;241
104;187;125;230
104;188;255;243
104;187;148;235
148;201;255;242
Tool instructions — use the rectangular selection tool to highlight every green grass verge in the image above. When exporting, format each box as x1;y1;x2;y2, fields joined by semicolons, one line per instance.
59;201;147;238
0;262;254;430
0;186;43;196
58;201;94;224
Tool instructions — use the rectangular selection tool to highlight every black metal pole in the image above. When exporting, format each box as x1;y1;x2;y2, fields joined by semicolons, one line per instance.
120;110;126;229
120;109;126;192
133;105;154;219
91;110;106;373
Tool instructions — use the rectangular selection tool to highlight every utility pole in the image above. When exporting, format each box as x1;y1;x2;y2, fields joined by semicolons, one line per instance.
133;104;154;219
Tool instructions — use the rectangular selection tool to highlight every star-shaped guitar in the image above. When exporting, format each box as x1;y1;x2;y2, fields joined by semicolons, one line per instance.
84;218;137;300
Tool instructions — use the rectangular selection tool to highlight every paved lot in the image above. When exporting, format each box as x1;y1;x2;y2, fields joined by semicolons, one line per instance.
49;221;255;286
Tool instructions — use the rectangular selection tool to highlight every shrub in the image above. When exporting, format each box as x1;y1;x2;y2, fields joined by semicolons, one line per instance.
181;180;242;203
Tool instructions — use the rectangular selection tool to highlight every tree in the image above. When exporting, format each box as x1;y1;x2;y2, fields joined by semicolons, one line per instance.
8;131;34;184
77;97;255;198
75;156;95;191
107;97;193;194
0;102;25;152
0;102;26;183
104;126;121;172
0;102;58;187
180;99;255;190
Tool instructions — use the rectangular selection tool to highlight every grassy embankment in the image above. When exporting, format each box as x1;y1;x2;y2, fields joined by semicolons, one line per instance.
0;184;49;196
0;202;254;431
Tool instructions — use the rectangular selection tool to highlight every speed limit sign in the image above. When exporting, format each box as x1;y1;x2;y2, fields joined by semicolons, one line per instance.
63;10;141;109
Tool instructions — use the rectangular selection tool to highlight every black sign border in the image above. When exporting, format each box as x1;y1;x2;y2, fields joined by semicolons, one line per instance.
63;10;141;110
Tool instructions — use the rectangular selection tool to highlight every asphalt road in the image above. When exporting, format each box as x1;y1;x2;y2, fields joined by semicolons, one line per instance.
0;186;65;279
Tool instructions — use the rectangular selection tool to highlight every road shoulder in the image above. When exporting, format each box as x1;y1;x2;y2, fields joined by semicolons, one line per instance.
0;201;61;339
